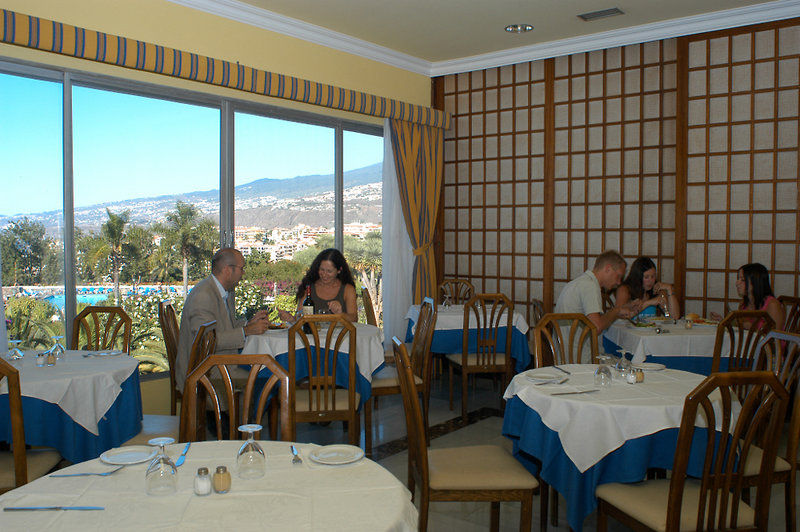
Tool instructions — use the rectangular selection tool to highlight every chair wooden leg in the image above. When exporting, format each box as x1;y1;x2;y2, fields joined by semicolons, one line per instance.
418;488;430;532
550;486;558;527
539;482;548;531
519;492;533;532
364;398;373;456
597;500;608;532
786;479;796;532
349;413;359;447
407;464;415;501
448;363;454;411
422;388;431;447
461;369;468;424
490;501;500;532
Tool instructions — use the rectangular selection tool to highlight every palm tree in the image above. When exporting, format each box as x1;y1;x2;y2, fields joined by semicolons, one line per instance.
155;202;217;297
93;209;132;303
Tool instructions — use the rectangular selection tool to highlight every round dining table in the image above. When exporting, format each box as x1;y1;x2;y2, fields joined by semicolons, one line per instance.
0;440;418;531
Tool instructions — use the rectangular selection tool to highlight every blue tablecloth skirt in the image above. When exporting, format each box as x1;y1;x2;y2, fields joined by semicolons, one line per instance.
602;336;727;375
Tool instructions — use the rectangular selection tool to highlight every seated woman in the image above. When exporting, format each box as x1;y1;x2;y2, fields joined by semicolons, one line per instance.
278;248;358;322
711;263;785;327
615;256;680;318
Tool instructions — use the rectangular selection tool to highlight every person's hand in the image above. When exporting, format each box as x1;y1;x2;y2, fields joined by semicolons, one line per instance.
244;314;269;336
654;282;673;294
710;311;723;322
327;300;343;314
278;309;296;323
617;300;640;319
251;309;270;322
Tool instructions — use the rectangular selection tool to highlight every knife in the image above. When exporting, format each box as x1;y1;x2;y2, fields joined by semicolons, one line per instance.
551;389;600;396
4;506;104;511
552;365;571;375
175;442;191;467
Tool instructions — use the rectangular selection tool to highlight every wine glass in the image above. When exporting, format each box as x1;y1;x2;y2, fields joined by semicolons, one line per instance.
6;339;24;360
237;424;266;479
50;336;65;360
615;349;632;378
443;294;452;308
145;437;178;495
594;354;613;388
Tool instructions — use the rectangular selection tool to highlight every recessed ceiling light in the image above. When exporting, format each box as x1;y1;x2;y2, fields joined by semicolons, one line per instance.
577;7;624;21
505;23;533;34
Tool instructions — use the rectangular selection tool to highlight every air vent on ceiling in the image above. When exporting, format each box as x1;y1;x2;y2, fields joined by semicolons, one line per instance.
577;7;624;21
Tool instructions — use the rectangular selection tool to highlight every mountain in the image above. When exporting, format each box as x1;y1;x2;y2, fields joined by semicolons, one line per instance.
2;163;382;233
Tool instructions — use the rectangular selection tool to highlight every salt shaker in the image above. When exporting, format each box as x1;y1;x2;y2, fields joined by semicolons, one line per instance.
36;353;45;367
626;371;637;384
213;465;231;494
194;467;211;496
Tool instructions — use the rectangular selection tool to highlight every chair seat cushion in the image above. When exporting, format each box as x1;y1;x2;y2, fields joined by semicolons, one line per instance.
295;389;360;412
123;414;180;446
742;444;792;476
428;445;539;491
445;353;506;368
372;366;423;389
0;449;62;490
596;478;755;531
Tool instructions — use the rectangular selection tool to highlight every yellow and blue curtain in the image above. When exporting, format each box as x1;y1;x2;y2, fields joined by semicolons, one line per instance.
389;119;444;304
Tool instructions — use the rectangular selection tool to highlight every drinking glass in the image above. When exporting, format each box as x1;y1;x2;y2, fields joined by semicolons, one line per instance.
145;437;178;495
615;349;632;379
594;354;613;388
443;294;452;308
50;336;65;360
237;424;266;479
6;339;24;360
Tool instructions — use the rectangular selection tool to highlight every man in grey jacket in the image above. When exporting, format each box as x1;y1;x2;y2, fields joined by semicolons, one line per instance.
175;248;270;392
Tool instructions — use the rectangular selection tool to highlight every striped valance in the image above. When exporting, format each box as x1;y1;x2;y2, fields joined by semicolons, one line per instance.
0;9;450;129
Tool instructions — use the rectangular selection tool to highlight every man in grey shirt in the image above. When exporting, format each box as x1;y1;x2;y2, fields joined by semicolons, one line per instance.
555;250;638;333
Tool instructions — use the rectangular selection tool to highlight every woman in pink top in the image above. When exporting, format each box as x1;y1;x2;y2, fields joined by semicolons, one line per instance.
713;263;785;328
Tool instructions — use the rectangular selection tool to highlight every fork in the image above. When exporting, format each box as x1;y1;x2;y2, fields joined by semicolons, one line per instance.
291;445;303;465
51;466;124;477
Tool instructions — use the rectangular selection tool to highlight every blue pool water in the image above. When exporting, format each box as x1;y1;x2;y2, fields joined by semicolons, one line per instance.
44;293;112;310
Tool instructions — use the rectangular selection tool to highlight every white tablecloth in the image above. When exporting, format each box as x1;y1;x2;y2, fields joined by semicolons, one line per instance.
242;323;384;382
0;351;138;436
405;304;530;335
602;319;728;363
0;440;417;531
503;364;707;472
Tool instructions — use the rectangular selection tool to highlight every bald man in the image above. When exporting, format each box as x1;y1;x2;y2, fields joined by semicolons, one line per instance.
175;248;270;392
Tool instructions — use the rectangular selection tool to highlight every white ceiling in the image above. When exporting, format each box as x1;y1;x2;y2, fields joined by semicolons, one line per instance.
171;0;800;75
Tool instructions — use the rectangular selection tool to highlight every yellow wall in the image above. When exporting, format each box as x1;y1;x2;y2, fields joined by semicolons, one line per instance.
0;0;432;120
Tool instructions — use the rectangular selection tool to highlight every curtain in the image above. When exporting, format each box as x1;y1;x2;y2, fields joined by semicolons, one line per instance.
388;118;444;305
381;120;414;346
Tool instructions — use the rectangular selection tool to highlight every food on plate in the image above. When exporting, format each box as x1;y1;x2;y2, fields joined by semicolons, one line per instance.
685;312;701;321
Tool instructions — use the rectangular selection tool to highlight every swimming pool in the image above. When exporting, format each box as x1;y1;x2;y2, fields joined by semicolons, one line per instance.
44;293;112;310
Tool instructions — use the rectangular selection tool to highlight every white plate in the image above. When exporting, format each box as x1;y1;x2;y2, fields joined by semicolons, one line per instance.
100;446;157;465
95;350;125;356
308;444;365;465
633;362;666;371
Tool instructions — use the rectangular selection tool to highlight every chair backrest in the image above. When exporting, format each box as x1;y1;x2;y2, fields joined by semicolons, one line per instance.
410;297;438;381
530;298;546;327
392;337;430;493
158;300;180;414
0;358;28;489
461;293;513;369
666;371;788;531
361;285;377;326
601;290;615;312
187;321;216;378
288;315;357;415
70;305;132;352
711;310;775;382
180;353;293;442
439;279;474;305
779;295;800;334
533;313;598;366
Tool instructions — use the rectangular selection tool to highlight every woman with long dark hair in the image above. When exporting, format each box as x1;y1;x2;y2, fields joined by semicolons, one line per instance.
278;248;358;322
615;256;680;318
711;263;784;326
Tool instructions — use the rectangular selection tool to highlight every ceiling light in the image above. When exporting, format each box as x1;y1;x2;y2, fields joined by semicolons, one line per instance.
577;7;624;21
505;24;533;34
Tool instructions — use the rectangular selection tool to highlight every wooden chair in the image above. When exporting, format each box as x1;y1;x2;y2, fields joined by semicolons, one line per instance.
779;295;800;334
533;313;599;367
123;322;215;446
447;293;513;424
70;305;132;352
392;338;541;532
530;298;546;327
0;358;61;493
711;310;775;400
288;315;360;446
180;353;294;442
745;330;800;531
158;300;181;415
365;297;437;457
439;278;474;305
597;371;790;531
361;285;378;326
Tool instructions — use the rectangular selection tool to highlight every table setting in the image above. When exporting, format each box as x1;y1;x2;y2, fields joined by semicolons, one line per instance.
0;432;418;531
0;348;142;463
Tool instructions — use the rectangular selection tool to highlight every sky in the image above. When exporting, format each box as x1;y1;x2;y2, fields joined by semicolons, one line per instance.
0;72;383;217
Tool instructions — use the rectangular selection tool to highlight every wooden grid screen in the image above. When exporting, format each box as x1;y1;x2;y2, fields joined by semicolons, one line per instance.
442;62;548;327
551;43;678;298
684;23;800;316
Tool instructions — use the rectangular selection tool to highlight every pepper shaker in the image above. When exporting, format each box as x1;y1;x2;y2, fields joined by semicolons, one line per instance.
213;465;231;494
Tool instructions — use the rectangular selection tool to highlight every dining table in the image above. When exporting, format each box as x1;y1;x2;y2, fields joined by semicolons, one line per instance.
0;440;418;531
0;350;142;464
241;323;385;408
601;317;729;374
405;303;532;372
502;363;716;531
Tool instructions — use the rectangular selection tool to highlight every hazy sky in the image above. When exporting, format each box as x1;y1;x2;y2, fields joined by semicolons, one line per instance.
0;73;383;216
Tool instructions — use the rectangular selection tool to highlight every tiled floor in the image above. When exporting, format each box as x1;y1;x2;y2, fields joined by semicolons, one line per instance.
296;371;799;531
